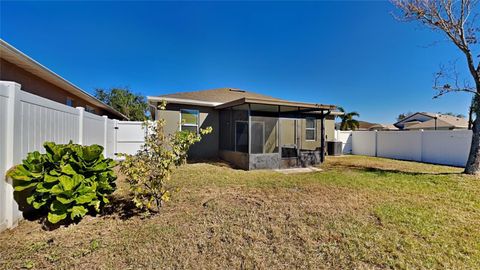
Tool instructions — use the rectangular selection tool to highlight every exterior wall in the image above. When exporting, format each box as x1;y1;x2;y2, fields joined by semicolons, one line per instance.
156;103;219;159
325;115;335;141
0;59;118;119
219;150;249;170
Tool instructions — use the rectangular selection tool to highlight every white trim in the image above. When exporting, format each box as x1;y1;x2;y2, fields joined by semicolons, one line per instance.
148;96;222;107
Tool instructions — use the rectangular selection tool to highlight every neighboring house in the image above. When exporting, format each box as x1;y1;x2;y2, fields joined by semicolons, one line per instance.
148;88;337;170
369;124;399;131
0;39;126;119
394;112;468;130
334;120;378;131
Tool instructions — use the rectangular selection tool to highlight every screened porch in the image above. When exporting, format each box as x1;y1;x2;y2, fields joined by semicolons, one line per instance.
217;101;334;170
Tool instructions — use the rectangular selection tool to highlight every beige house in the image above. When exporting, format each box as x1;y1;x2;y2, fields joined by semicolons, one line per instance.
394;112;468;130
148;88;337;170
0;39;126;119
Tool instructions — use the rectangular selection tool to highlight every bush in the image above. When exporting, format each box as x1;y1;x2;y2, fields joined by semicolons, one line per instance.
120;119;211;212
7;142;117;224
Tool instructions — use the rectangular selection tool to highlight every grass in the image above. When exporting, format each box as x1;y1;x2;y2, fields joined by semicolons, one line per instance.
1;156;479;269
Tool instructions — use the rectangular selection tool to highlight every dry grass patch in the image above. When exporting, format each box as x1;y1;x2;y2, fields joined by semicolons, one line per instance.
1;156;479;269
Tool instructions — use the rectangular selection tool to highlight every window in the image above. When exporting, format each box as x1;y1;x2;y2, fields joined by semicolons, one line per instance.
180;109;199;134
66;97;74;107
85;105;96;114
305;118;316;141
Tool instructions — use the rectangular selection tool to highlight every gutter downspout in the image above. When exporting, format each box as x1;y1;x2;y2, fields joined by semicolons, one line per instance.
320;109;332;163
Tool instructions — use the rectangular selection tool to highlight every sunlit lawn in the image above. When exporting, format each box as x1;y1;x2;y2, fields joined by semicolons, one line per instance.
1;155;479;269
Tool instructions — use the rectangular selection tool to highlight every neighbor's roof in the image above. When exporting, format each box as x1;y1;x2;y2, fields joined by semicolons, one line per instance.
406;115;468;129
395;112;468;129
369;124;399;131
0;39;127;120
148;88;336;110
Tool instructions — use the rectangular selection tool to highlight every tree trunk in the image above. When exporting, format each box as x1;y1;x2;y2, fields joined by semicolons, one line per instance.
464;116;480;174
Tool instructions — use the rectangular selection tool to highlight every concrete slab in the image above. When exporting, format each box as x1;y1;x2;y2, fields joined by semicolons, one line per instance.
274;167;323;174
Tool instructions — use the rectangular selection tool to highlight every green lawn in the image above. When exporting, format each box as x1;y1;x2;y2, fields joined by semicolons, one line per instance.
1;156;479;269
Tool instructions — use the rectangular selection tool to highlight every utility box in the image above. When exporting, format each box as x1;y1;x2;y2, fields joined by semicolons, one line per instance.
327;141;343;156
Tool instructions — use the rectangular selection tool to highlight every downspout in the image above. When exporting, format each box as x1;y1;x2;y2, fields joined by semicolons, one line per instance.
320;109;332;163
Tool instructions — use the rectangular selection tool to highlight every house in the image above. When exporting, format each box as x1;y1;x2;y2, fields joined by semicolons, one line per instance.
0;39;126;119
368;124;399;131
335;120;378;131
148;88;337;170
394;112;468;130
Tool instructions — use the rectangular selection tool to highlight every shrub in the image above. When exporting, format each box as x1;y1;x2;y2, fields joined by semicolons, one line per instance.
7;142;117;224
120;119;212;212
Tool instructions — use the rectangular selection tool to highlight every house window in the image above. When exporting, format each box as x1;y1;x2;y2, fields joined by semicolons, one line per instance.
180;109;199;134
85;105;96;114
66;98;74;107
305;118;316;141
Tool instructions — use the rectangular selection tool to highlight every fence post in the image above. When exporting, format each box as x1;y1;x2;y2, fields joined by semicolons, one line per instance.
3;82;21;228
420;129;424;162
102;115;108;156
375;131;378;157
113;120;118;157
76;107;85;145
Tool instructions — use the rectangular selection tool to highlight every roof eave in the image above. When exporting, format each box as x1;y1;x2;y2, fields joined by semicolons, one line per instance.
214;97;336;111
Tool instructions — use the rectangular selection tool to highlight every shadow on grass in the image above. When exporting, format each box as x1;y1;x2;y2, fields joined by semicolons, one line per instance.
100;196;144;220
328;164;462;177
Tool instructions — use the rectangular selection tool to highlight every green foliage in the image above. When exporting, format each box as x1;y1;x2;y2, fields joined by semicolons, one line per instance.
94;87;148;121
120;110;212;211
7;142;117;224
337;106;360;131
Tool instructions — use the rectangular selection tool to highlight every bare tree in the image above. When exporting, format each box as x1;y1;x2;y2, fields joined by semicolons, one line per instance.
392;0;480;174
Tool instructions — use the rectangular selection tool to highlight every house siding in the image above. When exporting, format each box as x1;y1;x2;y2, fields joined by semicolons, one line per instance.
156;103;220;159
0;59;119;119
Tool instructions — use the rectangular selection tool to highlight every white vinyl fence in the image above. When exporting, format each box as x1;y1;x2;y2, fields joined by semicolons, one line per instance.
334;130;353;154
351;130;472;167
0;81;146;232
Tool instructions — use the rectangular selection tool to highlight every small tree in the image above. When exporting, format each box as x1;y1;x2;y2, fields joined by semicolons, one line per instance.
95;88;148;121
392;0;480;174
337;107;360;130
119;105;211;212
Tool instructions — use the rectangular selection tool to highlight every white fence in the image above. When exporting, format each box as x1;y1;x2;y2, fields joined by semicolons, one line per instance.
350;130;472;167
0;81;146;232
334;130;353;154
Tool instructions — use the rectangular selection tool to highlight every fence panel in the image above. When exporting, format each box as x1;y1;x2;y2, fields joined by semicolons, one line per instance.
15;90;81;159
352;131;376;156
377;131;422;162
351;129;472;167
0;81;122;232
422;130;471;167
116;121;146;156
335;130;352;154
83;111;105;147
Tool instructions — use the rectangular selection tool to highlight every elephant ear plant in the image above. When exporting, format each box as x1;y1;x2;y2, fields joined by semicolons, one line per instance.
7;142;117;225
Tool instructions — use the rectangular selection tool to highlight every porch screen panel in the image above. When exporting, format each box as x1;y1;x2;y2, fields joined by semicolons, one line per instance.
250;116;278;154
219;106;249;153
279;118;297;157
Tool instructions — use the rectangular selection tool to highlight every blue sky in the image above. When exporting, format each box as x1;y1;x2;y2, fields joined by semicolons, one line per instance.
0;1;473;123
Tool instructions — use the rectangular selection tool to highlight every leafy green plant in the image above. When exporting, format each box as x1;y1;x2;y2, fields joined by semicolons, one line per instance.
120;116;212;212
7;142;117;224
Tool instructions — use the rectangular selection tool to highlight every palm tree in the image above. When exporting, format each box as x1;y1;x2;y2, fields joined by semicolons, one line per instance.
337;107;360;131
